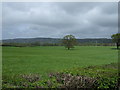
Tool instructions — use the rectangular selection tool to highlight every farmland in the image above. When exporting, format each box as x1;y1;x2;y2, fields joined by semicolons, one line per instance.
2;46;118;88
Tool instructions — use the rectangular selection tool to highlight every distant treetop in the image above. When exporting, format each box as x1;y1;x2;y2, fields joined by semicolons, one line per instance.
111;33;120;49
62;35;77;50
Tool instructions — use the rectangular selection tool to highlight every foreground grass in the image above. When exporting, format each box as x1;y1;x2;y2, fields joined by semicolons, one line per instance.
2;46;118;88
2;63;118;88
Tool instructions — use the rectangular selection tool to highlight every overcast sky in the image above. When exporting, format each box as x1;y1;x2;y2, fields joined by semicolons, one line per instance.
2;2;118;39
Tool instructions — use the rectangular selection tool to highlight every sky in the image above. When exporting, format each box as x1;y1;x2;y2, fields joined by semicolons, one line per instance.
2;2;118;39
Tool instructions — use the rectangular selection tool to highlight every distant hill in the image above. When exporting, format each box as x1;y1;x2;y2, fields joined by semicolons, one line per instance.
2;38;61;44
77;38;112;43
2;37;113;44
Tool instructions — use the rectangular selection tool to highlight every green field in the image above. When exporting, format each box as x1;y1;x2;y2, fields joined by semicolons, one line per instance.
2;46;119;88
3;46;118;78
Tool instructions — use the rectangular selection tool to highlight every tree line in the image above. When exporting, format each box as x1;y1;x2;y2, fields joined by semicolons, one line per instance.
63;34;120;50
1;33;120;49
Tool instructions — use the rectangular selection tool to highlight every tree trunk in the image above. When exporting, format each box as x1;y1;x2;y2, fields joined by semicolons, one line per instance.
117;43;119;49
68;47;70;50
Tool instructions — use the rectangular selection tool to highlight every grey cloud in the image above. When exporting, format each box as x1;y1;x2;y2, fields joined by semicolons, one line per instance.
2;2;118;39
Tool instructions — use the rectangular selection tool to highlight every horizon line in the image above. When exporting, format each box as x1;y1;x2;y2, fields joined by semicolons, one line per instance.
1;37;111;40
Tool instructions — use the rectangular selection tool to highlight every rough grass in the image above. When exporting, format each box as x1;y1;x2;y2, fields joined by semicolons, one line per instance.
2;63;118;88
2;46;118;87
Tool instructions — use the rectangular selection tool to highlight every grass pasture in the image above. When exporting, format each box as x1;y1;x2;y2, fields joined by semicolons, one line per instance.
3;46;118;77
2;46;118;88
